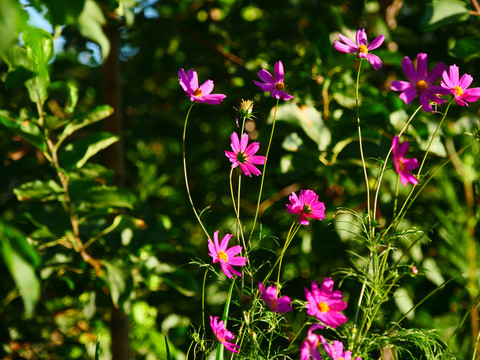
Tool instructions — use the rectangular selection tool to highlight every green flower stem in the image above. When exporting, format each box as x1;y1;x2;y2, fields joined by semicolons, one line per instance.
216;278;236;360
249;99;280;242
391;100;452;231
276;222;301;287
372;105;422;230
229;168;248;263
182;103;211;239
202;268;208;338
354;60;372;234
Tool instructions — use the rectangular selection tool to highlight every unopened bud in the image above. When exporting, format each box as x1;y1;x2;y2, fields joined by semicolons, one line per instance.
411;265;418;275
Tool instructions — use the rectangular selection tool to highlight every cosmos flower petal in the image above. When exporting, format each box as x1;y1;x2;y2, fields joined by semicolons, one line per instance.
337;33;358;49
274;61;285;83
426;62;446;84
459;73;474;89
367;34;385;50
334;40;357;53
416;53;428;80
401;56;417;82
356;28;367;46
257;69;275;84
366;53;382;71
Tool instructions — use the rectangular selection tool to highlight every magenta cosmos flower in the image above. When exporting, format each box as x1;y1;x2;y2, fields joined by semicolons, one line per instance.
300;324;325;360
441;64;480;106
286;189;326;225
253;60;294;101
305;278;347;328
390;53;450;113
392;136;419;186
178;68;226;104
333;28;385;70
208;230;247;278
323;340;360;360
259;283;292;314
210;316;240;353
225;132;265;177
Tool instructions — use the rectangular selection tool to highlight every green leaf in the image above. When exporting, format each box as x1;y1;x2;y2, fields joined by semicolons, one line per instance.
100;260;132;308
0;111;46;151
271;103;331;151
0;221;41;317
58;105;113;145
77;0;110;62
22;28;54;66
60;132;119;169
4;66;35;89
78;186;137;210
421;0;470;31
449;36;480;62
13;179;63;202
48;81;79;113
0;0;27;54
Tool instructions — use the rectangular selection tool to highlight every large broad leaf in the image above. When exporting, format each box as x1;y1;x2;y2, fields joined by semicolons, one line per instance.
60;131;119;169
57;105;113;146
449;36;480;62
22;28;54;104
421;0;470;31
0;111;46;151
269;103;331;151
22;28;54;66
78;0;110;62
0;221;41;317
13;179;63;202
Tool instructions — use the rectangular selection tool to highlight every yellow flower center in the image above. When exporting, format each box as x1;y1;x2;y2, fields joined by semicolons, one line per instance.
454;86;464;96
218;250;228;262
193;88;202;97
415;80;428;92
358;44;368;54
339;358;345;360
240;99;254;114
275;82;285;91
398;158;405;172
318;301;330;313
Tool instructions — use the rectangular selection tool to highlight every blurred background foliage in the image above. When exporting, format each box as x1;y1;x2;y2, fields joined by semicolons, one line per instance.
0;0;479;359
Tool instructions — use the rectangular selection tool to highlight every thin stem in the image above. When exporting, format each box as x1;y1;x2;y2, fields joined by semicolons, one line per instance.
182;103;211;239
372;105;422;227
354;60;371;234
249;99;280;241
202;268;208;337
391;101;452;231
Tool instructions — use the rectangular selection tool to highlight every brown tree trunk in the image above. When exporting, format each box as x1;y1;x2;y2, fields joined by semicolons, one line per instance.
102;24;130;360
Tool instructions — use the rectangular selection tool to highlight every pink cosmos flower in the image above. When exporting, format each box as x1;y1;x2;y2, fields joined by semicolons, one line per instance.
225;132;266;177
440;64;480;106
323;340;360;360
259;283;292;314
286;189;326;225
300;324;325;360
253;60;294;101
333;28;385;70
208;230;247;278
210;315;240;353
390;53;450;113
392;136;419;186
305;278;347;328
178;68;226;104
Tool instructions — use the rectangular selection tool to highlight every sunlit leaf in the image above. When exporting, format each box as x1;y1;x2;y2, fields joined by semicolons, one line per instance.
0;221;41;317
13;179;63;202
78;0;110;62
421;0;470;31
60;131;119;169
